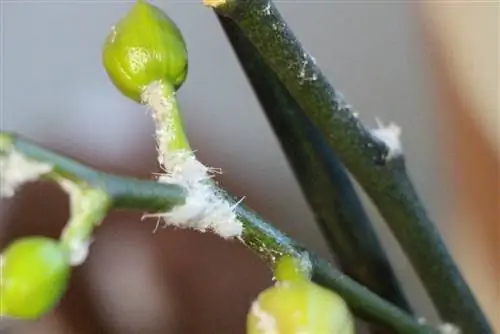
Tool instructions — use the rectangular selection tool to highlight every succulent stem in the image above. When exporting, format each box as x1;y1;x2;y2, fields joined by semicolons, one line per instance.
207;1;492;332
215;14;412;320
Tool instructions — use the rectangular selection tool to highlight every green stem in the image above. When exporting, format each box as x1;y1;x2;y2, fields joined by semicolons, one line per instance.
3;132;185;212
144;80;192;153
216;15;412;321
208;1;491;332
1;131;436;334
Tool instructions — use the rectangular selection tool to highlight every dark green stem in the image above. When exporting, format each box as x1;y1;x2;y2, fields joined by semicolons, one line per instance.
216;13;412;321
2;131;435;333
230;197;436;334
4;132;185;212
208;1;491;332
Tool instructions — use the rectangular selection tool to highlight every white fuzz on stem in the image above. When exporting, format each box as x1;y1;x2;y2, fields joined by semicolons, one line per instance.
58;179;93;266
250;300;279;334
58;179;109;266
141;81;178;169
438;323;461;334
62;236;92;267
141;81;243;238
370;118;403;161
298;252;313;278
0;150;52;198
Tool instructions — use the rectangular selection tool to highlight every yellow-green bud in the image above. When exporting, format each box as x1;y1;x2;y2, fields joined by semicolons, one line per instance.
247;281;355;334
0;237;71;319
248;255;354;334
102;0;188;102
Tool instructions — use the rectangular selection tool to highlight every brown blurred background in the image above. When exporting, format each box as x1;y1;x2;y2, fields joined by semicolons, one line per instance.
1;1;498;333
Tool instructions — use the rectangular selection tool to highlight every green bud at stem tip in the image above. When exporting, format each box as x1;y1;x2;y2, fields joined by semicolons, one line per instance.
0;237;71;320
247;280;355;334
102;0;188;103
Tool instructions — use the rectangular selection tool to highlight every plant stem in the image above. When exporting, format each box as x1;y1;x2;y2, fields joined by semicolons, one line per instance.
234;200;434;334
3;132;185;212
1;131;436;334
207;1;492;332
216;13;412;319
143;81;192;155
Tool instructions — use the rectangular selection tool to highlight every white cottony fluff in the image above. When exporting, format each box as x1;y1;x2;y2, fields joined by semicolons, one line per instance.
63;237;92;266
438;323;461;334
250;300;279;334
142;81;177;168
144;152;243;238
370;118;403;161
141;82;243;238
0;150;52;198
262;2;271;15
58;178;95;266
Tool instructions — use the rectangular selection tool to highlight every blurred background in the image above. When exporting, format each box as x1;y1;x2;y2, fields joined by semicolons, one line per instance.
1;0;498;333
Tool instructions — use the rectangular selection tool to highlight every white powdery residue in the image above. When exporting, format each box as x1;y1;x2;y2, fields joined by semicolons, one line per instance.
298;61;308;82
63;237;92;267
148;152;243;238
271;21;285;33
370;118;403;161
141;82;243;239
262;2;271;15
141;81;177;167
298;51;318;82
108;25;117;44
250;300;279;334
0;150;52;198
298;252;313;278
58;179;94;266
438;323;461;334
333;90;352;111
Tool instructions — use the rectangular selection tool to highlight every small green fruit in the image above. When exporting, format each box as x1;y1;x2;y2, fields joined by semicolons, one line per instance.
0;237;71;319
102;0;188;102
247;281;355;334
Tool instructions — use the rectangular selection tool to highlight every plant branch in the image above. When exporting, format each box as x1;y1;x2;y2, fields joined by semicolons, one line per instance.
216;13;412;320
1;132;186;212
1;131;435;334
206;1;492;332
235;201;435;334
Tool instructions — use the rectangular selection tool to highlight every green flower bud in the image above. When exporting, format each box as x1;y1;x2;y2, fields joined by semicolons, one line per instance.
102;0;188;102
0;237;71;319
247;281;354;334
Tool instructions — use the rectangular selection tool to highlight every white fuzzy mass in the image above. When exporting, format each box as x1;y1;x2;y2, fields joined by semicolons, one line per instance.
438;323;461;334
0;150;52;198
141;82;243;238
370;118;403;161
250;300;279;334
144;152;242;238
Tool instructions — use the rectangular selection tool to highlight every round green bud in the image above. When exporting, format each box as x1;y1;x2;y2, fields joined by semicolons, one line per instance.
102;0;188;102
247;281;355;334
0;237;71;319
